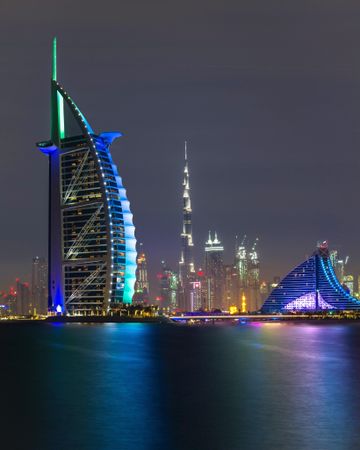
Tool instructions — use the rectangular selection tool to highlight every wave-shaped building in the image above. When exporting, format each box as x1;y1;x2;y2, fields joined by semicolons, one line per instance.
262;241;360;313
37;39;136;315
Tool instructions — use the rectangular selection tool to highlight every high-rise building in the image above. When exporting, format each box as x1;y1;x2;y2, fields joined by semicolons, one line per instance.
31;257;48;315
204;232;224;310
224;264;239;310
329;250;338;270
179;142;195;311
189;281;203;311
133;244;150;304
234;236;261;311
329;249;347;284
343;275;354;295
15;279;31;316
236;235;248;289
247;238;262;311
168;271;179;311
158;261;179;310
247;238;259;287
36;39;136;315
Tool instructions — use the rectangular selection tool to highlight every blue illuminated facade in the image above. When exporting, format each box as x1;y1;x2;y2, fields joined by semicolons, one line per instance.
262;242;360;313
37;39;136;314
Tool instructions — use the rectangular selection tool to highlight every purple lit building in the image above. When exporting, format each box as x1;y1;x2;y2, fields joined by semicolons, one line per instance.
262;241;360;313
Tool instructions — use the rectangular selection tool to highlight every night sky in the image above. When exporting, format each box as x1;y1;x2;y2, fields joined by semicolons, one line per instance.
1;0;360;293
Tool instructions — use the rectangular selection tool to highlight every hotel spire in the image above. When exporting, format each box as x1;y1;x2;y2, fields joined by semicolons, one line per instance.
52;37;57;81
50;37;65;145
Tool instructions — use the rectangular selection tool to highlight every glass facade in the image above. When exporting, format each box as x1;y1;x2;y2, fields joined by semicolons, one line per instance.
37;40;136;314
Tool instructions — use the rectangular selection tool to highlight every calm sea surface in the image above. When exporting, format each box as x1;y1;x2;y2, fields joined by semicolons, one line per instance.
1;321;360;450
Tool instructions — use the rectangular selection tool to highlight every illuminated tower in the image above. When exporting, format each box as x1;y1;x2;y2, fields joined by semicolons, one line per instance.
236;235;248;289
159;261;179;310
329;249;347;284
247;238;261;311
16;279;31;316
179;141;195;310
31;256;48;315
204;232;224;310
133;243;150;303
248;238;260;287
241;292;247;313
37;39;136;315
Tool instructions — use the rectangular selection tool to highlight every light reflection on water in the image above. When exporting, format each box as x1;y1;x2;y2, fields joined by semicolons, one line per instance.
1;322;360;450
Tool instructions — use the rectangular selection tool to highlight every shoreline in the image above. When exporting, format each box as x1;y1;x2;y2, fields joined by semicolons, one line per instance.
0;316;168;325
2;315;360;324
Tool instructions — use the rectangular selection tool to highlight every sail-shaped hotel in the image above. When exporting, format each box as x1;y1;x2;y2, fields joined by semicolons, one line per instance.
37;39;136;315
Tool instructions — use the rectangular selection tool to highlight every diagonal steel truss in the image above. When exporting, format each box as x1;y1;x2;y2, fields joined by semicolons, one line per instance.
63;149;90;204
66;262;106;304
65;204;103;260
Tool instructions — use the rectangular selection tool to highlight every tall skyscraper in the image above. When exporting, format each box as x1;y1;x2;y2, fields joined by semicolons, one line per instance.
247;238;262;311
234;236;261;311
329;249;347;284
204;232;225;310
179;142;195;311
158;261;179;310
236;235;248;289
31;257;48;315
247;238;259;286
36;39;136;315
343;275;354;295
15;279;31;316
224;264;239;310
133;244;150;304
189;280;204;311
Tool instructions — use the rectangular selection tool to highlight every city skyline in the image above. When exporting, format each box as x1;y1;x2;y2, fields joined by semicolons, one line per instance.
1;139;359;298
3;126;360;300
3;4;360;450
2;1;360;291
